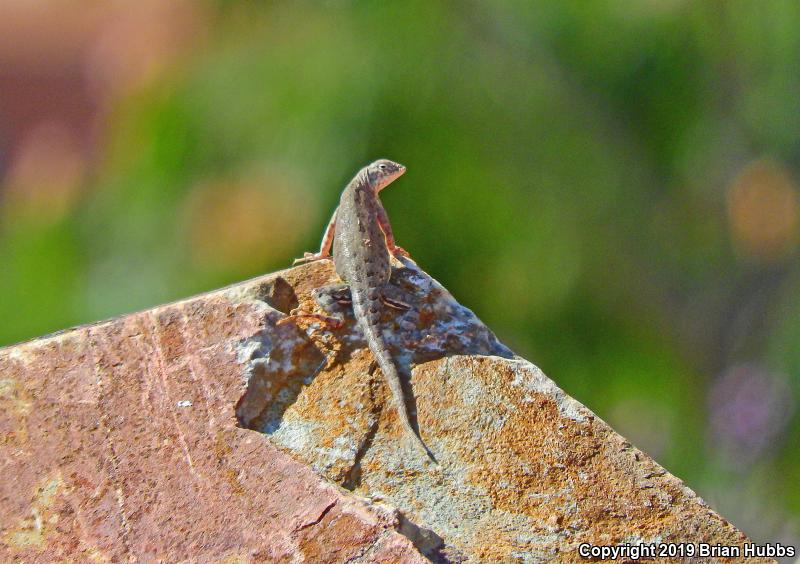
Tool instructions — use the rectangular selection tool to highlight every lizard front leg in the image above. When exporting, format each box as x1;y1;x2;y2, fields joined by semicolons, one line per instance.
375;200;410;258
294;208;338;264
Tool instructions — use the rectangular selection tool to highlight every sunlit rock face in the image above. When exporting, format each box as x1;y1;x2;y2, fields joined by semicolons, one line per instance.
1;259;761;562
236;260;760;562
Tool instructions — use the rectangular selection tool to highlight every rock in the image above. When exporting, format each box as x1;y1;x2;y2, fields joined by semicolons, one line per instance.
0;259;765;562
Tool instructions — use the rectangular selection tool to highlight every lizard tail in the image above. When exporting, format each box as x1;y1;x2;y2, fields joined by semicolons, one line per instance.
353;290;433;460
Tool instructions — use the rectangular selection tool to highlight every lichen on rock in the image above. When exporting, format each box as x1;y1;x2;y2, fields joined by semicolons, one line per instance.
235;259;763;562
0;259;765;562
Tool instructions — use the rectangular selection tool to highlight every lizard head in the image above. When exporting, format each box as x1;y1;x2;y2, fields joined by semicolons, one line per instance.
367;159;406;192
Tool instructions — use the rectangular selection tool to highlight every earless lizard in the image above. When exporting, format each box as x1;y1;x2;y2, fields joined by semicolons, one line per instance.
293;159;431;459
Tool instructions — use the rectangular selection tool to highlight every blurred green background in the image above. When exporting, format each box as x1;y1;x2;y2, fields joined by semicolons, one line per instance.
1;0;798;547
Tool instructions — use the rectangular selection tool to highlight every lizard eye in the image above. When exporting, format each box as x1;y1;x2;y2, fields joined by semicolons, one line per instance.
379;164;387;171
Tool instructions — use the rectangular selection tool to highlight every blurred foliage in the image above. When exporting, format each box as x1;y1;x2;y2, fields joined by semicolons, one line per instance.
1;0;798;546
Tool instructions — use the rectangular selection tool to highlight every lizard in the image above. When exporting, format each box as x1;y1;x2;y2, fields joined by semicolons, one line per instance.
292;159;432;459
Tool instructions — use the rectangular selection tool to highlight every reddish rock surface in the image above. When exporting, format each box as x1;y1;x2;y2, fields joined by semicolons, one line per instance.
0;267;425;562
0;260;767;562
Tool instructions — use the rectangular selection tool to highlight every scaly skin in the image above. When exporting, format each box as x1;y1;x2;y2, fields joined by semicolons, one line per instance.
295;159;431;459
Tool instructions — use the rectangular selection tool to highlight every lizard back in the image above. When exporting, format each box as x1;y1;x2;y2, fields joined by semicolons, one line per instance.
332;171;391;287
325;160;431;459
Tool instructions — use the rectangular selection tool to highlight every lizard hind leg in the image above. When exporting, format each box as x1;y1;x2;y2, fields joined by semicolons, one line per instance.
381;294;412;312
276;283;351;328
312;283;353;315
276;310;344;329
380;284;414;312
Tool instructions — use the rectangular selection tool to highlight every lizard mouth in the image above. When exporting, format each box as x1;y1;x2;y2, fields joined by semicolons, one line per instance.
377;167;405;191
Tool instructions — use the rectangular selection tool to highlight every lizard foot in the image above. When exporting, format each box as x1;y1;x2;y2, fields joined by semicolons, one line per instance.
292;252;332;265
381;295;412;311
390;245;411;258
277;312;344;329
311;284;353;319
